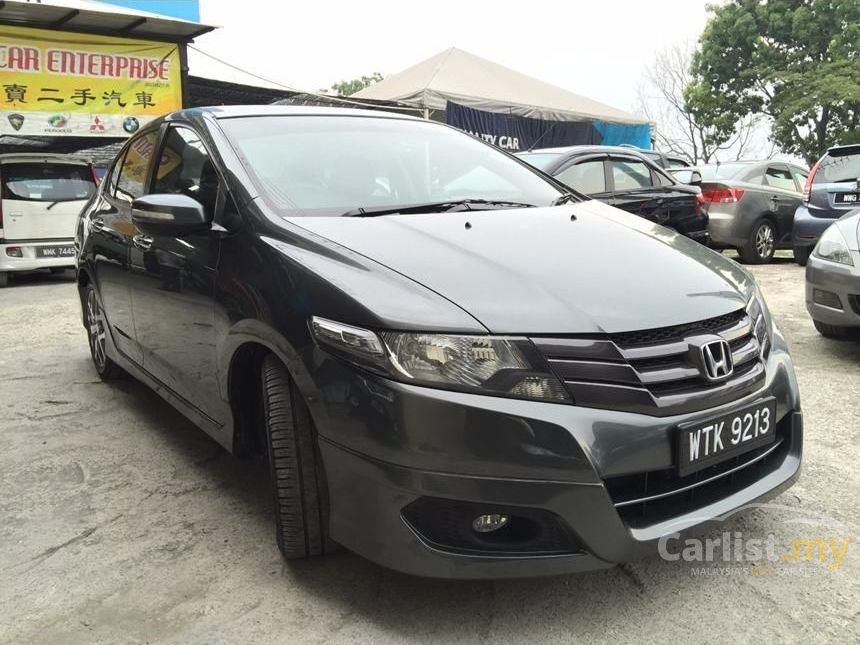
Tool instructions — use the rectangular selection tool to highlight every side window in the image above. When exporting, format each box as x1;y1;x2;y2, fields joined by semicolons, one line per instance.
764;166;797;192
153;126;218;220
652;169;673;186
106;149;127;197
610;159;653;191
115;131;158;203
793;168;809;188
555;160;606;195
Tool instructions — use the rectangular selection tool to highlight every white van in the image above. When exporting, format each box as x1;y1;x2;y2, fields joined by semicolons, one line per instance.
0;154;97;287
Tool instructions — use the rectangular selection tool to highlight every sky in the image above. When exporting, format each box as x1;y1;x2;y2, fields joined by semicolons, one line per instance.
187;0;715;117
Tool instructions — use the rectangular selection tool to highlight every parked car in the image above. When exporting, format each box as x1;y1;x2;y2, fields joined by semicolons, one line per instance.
517;146;709;244
77;106;801;579
699;161;808;264
0;153;97;287
805;212;860;338
636;148;693;170
794;144;860;266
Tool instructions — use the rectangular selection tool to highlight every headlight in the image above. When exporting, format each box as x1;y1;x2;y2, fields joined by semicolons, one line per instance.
311;317;569;403
747;284;772;359
813;225;854;266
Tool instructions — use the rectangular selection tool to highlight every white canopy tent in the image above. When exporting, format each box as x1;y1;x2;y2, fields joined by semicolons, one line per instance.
353;47;646;125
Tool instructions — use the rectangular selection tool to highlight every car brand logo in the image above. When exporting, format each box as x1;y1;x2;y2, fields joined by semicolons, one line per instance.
89;116;106;133
123;116;139;133
699;339;734;381
48;114;68;128
8;113;24;131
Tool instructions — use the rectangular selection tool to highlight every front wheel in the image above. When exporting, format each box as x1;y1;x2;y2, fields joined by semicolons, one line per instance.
84;285;123;379
813;320;856;340
794;246;811;266
261;354;337;559
738;219;776;264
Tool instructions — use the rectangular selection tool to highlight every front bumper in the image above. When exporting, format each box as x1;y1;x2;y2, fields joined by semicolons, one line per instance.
0;239;75;272
311;329;802;578
793;205;838;250
805;251;860;327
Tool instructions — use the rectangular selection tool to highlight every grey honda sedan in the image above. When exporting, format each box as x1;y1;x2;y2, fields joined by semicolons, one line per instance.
75;106;802;578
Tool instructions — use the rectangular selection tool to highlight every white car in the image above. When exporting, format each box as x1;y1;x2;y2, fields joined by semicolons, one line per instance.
0;153;97;287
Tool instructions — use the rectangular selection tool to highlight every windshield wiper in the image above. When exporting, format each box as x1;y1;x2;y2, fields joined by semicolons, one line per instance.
552;193;578;206
341;199;536;217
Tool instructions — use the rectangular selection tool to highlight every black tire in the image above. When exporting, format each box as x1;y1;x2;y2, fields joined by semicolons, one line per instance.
794;246;811;266
84;284;124;379
261;354;336;559
813;320;855;340
0;272;7;288
738;219;776;264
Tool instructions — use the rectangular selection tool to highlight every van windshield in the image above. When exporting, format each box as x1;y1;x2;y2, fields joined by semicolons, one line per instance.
1;163;95;202
220;115;562;216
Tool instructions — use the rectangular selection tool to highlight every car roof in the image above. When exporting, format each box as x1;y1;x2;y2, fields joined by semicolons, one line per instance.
0;153;91;165
520;145;654;156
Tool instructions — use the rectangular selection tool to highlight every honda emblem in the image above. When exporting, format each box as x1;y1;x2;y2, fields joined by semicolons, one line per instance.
699;339;734;381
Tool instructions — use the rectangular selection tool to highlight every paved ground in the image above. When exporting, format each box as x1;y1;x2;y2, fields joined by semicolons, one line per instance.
1;259;858;645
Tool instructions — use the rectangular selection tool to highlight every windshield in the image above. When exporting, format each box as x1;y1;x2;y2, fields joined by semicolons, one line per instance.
220;115;562;215
699;163;751;181
816;151;860;184
517;152;563;171
1;163;94;202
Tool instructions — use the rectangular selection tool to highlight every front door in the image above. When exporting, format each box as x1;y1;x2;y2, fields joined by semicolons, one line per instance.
129;125;222;414
90;133;159;365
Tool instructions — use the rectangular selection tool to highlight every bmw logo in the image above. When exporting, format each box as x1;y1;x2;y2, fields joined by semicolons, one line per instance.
123;116;140;133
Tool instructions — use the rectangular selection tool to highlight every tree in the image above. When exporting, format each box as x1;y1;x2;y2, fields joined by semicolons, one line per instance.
330;73;383;96
689;0;860;166
636;44;762;164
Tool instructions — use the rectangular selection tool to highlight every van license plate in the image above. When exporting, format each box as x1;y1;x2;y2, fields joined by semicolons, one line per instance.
36;245;75;258
677;398;776;476
835;193;859;204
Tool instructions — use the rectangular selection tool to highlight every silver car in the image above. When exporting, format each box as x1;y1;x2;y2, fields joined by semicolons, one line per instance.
805;210;860;338
701;161;809;264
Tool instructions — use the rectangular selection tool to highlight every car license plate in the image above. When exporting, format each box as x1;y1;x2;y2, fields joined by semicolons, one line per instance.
835;192;859;204
677;398;776;476
36;245;75;258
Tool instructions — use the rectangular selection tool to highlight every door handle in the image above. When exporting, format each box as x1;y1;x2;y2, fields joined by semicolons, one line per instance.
133;234;153;251
90;217;105;232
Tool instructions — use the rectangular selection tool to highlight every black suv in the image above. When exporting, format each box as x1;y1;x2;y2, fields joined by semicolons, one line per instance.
518;146;709;244
76;106;801;579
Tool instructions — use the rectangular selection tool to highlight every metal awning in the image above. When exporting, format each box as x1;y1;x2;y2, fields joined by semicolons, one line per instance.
0;0;216;42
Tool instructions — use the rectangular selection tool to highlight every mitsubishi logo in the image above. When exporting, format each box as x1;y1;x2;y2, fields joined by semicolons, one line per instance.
699;339;734;381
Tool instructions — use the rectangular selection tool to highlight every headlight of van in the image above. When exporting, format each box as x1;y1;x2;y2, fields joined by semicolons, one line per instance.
813;225;854;266
310;317;569;403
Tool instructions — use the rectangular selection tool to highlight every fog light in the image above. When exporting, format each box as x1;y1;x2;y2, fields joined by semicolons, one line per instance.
472;514;509;533
5;246;22;258
813;288;842;310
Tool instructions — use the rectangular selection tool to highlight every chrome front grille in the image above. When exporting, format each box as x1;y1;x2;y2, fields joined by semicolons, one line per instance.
532;308;768;416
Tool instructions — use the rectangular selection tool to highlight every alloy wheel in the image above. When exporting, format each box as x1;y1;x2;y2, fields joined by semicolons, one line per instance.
86;289;107;371
755;223;774;260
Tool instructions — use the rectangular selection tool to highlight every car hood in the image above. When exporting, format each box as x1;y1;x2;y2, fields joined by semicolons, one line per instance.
285;200;754;334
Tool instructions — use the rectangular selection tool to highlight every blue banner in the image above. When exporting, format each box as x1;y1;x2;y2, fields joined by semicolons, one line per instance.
445;101;651;151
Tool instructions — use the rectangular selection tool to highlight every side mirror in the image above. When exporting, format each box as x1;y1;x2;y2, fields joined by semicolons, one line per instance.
132;194;210;235
668;169;702;186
